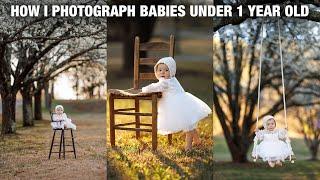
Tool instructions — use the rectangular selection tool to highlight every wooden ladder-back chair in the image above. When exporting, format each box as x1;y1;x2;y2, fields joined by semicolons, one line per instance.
108;35;175;151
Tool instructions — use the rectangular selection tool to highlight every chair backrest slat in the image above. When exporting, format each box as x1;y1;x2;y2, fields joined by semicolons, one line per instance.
140;73;156;80
133;35;175;89
139;57;159;65
140;42;170;51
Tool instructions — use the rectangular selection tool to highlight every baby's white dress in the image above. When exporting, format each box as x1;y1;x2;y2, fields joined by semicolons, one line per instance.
51;113;77;130
252;129;293;161
142;77;211;135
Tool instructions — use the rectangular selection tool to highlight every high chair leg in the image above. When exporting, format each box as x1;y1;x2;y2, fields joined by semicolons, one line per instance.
109;95;115;147
62;130;66;159
151;94;158;151
48;130;56;159
71;129;77;159
59;130;63;159
168;134;172;145
135;98;140;139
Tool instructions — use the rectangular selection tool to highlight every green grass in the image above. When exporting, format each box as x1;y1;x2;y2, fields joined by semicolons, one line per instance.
214;161;320;180
213;136;320;179
106;99;213;179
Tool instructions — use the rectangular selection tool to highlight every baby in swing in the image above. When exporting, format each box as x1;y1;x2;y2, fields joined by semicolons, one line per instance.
252;115;294;167
51;105;77;130
141;57;212;151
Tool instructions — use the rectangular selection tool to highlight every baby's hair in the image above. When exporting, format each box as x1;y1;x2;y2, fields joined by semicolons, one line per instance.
156;63;166;70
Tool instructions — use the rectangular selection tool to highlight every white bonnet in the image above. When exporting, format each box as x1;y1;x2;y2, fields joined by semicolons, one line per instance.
154;57;176;79
262;115;275;129
55;105;64;112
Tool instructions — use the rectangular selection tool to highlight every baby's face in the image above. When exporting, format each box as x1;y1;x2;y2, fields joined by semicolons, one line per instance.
266;119;276;131
156;63;170;79
55;108;63;114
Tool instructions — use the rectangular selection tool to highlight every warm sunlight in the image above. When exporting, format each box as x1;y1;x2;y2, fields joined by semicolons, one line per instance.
54;74;77;100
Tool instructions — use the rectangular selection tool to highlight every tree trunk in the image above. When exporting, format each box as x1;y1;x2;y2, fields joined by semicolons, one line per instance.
34;89;42;120
225;137;249;163
1;91;17;134
44;81;51;110
51;81;55;100
309;142;319;161
21;85;34;126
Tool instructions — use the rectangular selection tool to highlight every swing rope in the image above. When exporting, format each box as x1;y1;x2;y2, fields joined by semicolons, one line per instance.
255;20;265;131
255;18;288;130
277;18;288;130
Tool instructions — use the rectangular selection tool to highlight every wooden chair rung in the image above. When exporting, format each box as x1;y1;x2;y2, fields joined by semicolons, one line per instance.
115;111;152;116
115;108;135;112
114;122;152;128
140;123;152;126
115;122;136;127
114;127;152;132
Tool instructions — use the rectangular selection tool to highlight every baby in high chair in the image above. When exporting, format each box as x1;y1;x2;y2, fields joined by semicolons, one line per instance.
252;115;294;167
51;105;77;130
141;57;211;151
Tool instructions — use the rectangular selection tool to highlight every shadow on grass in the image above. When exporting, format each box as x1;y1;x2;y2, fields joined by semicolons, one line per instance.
152;151;189;178
107;147;145;180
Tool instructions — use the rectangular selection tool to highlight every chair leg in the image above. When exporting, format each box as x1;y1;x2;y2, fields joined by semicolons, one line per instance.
48;130;56;159
71;129;77;159
62;130;66;159
151;94;158;151
59;130;63;159
135;98;140;139
109;95;115;147
168;134;172;145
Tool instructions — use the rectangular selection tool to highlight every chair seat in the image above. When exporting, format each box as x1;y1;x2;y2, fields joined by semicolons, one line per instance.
108;89;162;98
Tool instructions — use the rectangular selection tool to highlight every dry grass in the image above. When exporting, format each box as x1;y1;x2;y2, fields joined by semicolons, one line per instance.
0;100;106;179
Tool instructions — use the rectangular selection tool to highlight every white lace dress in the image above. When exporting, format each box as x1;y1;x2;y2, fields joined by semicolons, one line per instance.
142;77;211;135
51;113;76;130
252;129;293;161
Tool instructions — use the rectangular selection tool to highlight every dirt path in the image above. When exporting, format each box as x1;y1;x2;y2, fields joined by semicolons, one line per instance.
0;112;106;179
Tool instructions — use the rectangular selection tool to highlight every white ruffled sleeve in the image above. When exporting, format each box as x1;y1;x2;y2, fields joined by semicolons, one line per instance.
278;128;288;140
141;79;169;93
255;130;264;141
62;113;69;121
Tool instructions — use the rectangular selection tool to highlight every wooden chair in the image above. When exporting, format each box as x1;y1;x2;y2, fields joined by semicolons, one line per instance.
108;35;175;151
48;113;77;159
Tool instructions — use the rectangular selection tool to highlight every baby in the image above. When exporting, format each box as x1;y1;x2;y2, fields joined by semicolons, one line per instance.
51;105;76;130
252;115;294;167
141;57;211;150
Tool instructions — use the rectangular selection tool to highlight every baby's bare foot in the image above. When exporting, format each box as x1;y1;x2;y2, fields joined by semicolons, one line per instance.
276;160;282;166
193;140;201;146
268;161;275;168
184;145;192;151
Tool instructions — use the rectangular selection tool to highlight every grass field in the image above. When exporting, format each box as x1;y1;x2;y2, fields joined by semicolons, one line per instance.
0;99;106;179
